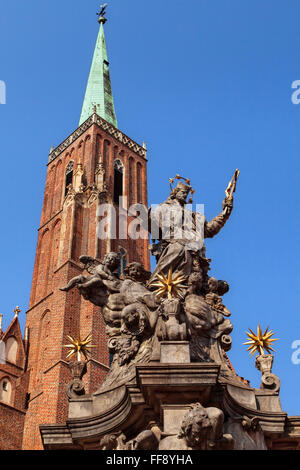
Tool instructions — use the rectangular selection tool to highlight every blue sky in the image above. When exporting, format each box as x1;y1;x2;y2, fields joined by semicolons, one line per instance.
1;0;300;415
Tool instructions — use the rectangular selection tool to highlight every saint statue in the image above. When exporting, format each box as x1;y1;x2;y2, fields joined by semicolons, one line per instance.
149;174;237;285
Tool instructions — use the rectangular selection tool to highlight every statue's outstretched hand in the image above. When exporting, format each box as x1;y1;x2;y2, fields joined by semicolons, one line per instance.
222;196;234;216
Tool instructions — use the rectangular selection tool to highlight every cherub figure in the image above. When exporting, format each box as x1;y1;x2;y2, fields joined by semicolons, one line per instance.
205;277;231;317
60;252;121;296
124;262;151;284
187;271;205;296
121;262;158;311
184;272;213;333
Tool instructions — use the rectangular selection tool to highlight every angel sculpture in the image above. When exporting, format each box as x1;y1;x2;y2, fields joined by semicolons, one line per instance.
205;277;231;317
60;252;121;307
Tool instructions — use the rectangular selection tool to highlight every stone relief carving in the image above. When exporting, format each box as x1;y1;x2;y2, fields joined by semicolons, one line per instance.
158;403;234;451
224;418;267;450
98;404;234;451
99;432;128;450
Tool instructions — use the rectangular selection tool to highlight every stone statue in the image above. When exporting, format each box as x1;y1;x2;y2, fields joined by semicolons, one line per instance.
205;277;231;317
60;252;121;307
47;169;288;455
124;262;151;284
149;180;234;285
120;403;234;451
60;174;238;387
99;431;128;450
158;403;234;450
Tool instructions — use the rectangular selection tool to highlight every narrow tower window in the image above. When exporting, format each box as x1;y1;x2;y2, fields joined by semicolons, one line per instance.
114;159;124;205
118;248;127;277
65;162;74;196
137;162;142;203
129;158;135;205
103;140;110;168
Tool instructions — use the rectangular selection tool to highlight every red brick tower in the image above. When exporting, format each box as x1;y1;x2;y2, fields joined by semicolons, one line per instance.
21;12;149;450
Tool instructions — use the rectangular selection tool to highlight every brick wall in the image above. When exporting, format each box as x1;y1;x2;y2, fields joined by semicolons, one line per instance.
0;402;25;450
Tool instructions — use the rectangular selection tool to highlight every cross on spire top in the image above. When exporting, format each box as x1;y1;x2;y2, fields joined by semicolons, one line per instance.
14;306;21;318
97;3;108;24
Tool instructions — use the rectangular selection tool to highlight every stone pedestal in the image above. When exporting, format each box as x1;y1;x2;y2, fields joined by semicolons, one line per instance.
160;341;190;364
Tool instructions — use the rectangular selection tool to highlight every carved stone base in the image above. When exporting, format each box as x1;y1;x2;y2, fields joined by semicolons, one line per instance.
40;362;296;450
160;341;190;364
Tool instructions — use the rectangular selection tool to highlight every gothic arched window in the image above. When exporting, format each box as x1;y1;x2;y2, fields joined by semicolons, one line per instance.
114;159;124;205
65;161;74;196
6;337;18;364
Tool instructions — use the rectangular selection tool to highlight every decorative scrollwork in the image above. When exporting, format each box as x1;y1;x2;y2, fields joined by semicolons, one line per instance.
66;378;85;399
261;372;280;393
66;361;87;399
220;334;232;352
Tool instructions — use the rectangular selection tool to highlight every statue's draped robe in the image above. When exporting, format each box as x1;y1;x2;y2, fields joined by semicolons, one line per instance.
149;199;230;283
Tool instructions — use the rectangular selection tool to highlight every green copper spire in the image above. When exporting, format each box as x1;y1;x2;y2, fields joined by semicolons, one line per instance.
79;9;117;127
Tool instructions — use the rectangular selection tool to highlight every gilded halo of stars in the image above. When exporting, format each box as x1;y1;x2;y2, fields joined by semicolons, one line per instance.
169;174;195;203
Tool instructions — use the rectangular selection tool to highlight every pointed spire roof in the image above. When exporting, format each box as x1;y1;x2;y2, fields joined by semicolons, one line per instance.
79;14;118;128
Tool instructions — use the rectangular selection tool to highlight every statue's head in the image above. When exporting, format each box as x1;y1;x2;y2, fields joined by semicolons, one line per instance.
207;277;219;293
104;252;121;271
217;280;229;296
99;434;118;450
178;404;212;449
121;303;148;337
169;182;192;205
188;272;203;293
99;432;127;451
124;262;151;283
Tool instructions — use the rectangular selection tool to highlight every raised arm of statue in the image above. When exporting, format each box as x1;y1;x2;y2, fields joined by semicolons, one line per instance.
204;169;239;239
204;196;233;239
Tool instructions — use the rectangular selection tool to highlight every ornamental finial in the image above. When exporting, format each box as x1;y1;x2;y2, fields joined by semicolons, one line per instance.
13;306;21;319
63;332;96;362
97;3;108;24
243;324;279;357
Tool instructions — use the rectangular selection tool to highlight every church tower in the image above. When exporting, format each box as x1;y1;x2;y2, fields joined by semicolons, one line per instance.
22;10;149;450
